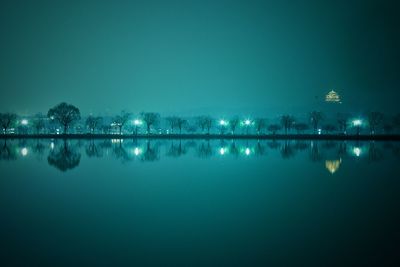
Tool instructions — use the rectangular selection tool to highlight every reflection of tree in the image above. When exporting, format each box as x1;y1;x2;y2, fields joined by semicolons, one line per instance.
337;142;347;157
32;140;46;159
142;141;159;162
197;141;213;159
0;140;17;161
267;140;281;150
281;141;295;159
294;141;308;151
166;140;187;158
322;141;337;150
230;141;240;158
113;141;132;162
254;141;266;156
309;142;323;162
368;142;384;162
47;140;81;171
86;140;103;158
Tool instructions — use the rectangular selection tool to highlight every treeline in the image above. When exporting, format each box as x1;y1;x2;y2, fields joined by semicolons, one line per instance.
1;102;400;135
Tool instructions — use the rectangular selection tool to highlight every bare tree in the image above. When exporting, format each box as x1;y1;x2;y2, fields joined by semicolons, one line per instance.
196;116;213;134
229;116;240;134
281;115;295;134
367;111;384;135
176;118;187;134
47;103;81;134
267;124;281;135
141;112;160;134
112;111;131;135
337;113;349;134
294;123;309;134
323;124;336;134
254;118;267;135
310;111;324;134
32;113;46;134
86;115;103;134
166;116;178;133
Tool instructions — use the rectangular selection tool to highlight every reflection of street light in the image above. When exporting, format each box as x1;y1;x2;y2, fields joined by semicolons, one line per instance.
245;148;251;156
21;119;28;125
21;147;28;156
219;147;227;155
353;119;362;135
134;147;142;156
353;147;362;157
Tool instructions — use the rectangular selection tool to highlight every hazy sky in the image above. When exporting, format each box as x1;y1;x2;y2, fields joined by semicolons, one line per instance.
0;0;399;116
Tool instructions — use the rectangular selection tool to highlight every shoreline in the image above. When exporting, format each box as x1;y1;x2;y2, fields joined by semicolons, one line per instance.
1;134;400;141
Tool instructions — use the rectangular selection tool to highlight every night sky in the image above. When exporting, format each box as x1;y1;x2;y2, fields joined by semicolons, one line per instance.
1;0;399;116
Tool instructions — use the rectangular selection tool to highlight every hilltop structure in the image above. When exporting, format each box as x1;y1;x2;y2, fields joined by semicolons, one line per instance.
325;90;341;103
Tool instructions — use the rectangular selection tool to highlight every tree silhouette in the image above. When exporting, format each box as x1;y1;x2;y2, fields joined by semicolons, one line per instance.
267;124;281;135
113;111;131;135
281;115;295;134
254;118;267;135
229;117;240;134
0;113;17;134
47;103;81;134
196;116;213;134
32;113;46;134
141;112;160;134
86;115;103;134
337;113;349;134
367;111;384;135
166;117;177;133
310;111;324;134
294;123;309;134
323;124;336;134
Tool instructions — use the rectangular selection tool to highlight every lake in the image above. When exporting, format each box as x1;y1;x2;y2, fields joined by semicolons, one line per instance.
1;138;400;266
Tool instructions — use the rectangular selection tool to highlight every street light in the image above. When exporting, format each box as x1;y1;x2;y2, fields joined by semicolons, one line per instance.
21;119;28;125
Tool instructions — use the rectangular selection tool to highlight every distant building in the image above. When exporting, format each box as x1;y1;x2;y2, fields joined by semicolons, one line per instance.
325;90;341;103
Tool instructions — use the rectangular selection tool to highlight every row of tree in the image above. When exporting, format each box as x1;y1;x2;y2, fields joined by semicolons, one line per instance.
1;102;400;135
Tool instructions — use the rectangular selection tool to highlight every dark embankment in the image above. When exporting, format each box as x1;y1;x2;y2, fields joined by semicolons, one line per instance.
1;134;400;141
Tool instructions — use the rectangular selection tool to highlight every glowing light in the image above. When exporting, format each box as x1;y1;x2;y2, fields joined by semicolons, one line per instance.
244;119;251;126
133;119;142;126
21;148;28;157
245;148;251;156
21;119;28;125
133;147;142;156
325;159;342;174
111;139;123;143
318;129;322;135
50;142;55;150
353;147;362;157
219;147;227;155
219;120;227;126
353;120;362;126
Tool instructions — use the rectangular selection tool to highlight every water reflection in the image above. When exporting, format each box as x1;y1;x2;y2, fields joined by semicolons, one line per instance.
0;139;399;172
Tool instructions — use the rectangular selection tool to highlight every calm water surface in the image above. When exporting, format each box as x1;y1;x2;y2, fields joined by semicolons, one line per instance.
1;139;400;266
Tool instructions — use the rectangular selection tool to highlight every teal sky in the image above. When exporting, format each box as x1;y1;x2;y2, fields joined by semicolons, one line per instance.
0;0;399;116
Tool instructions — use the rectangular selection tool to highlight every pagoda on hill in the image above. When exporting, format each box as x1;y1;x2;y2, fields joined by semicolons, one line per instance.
325;90;341;103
